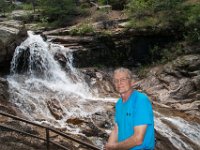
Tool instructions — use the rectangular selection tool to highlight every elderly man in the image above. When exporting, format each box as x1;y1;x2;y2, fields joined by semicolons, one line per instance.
104;67;155;150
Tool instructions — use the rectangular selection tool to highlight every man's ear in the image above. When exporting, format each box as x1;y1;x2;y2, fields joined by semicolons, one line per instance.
131;80;134;86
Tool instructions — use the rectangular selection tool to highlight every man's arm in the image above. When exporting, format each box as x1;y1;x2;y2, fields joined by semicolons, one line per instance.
108;124;118;144
104;124;118;150
106;125;147;150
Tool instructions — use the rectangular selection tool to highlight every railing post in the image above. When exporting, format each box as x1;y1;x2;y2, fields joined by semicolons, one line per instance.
46;128;49;150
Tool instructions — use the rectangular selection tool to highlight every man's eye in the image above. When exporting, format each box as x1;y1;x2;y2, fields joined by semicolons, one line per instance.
121;78;127;82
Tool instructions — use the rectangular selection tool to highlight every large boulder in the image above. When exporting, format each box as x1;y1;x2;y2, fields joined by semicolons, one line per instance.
0;20;27;74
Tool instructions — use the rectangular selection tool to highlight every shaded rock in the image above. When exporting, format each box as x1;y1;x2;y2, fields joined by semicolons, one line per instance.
0;78;9;104
92;19;122;30
192;75;200;90
44;25;177;68
0;20;27;74
66;118;85;125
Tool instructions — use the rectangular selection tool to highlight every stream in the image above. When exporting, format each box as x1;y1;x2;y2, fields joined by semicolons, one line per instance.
6;31;200;149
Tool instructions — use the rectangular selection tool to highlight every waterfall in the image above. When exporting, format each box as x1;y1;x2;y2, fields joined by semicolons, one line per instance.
7;31;101;130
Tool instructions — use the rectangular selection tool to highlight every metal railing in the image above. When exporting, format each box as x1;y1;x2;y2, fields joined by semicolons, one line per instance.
0;111;101;150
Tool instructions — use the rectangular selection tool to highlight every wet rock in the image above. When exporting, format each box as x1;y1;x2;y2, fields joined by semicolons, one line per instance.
66;118;85;125
92;111;113;129
80;68;117;97
47;99;64;120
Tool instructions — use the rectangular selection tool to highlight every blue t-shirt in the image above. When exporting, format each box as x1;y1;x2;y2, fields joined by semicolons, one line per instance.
115;90;155;150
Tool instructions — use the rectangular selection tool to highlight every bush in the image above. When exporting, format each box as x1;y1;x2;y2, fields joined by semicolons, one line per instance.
0;0;14;15
183;4;200;43
126;0;185;25
21;3;33;10
69;23;94;35
37;0;76;22
126;17;159;28
126;0;200;43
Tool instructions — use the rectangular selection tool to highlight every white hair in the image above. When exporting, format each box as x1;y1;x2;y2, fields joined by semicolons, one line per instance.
113;67;132;79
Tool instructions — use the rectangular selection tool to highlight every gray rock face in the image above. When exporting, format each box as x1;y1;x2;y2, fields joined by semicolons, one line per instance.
0;20;27;74
135;54;200;118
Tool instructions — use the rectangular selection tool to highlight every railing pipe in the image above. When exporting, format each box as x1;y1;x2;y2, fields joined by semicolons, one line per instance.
0;111;46;128
0;111;101;150
50;127;101;150
46;128;50;150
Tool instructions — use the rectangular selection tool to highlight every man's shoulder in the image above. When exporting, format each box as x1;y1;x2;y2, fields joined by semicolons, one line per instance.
134;90;151;105
135;90;149;99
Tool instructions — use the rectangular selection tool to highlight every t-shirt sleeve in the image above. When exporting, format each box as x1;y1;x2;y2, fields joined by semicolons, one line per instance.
133;94;153;126
114;104;118;124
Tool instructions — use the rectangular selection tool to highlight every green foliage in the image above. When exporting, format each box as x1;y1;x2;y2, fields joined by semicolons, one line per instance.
144;43;185;65
21;3;33;10
126;17;159;28
137;65;150;78
0;0;7;14
0;0;14;15
149;45;160;63
69;23;94;35
127;0;154;16
127;0;184;18
37;0;76;22
98;0;108;5
160;44;185;63
184;4;200;26
126;0;200;43
184;27;200;43
183;4;200;43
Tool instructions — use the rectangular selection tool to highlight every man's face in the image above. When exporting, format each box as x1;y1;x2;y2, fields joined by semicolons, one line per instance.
113;71;133;94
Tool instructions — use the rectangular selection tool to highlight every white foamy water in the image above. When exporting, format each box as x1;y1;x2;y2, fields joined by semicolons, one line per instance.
7;31;105;129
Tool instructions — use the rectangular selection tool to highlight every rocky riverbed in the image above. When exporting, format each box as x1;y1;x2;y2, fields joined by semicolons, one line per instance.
0;9;200;150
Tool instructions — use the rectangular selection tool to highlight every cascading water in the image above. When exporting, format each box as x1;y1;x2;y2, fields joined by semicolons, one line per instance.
6;31;200;149
7;31;102;130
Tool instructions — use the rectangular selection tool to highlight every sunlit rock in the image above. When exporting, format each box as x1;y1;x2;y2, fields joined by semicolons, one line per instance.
136;54;200;119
